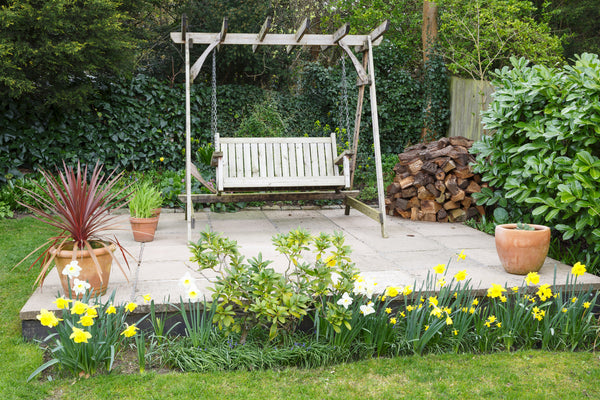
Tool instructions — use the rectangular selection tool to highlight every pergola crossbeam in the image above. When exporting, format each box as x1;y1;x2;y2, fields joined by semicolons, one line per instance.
253;16;272;53
355;20;390;53
286;17;310;54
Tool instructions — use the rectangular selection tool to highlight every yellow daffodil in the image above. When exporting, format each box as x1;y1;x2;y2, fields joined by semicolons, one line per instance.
500;296;507;303
428;296;438;307
453;329;458;336
430;307;443;318
70;327;92;343
511;287;519;293
437;278;446;287
402;285;413;296
385;286;399;297
424;325;429;331
583;302;591;309
536;284;553;301
36;309;62;328
159;157;164;162
125;302;138;312
70;301;88;315
487;283;506;299
454;270;467;281
496;322;502;328
469;307;475;314
78;314;95;327
445;316;453;325
121;324;139;338
385;307;392;314
571;262;586;277
571;297;578;303
85;306;98;318
53;297;72;310
399;311;406;318
433;264;446;274
390;317;397;325
457;250;466;261
562;308;567;313
143;294;152;303
525;272;540;286
406;305;415;312
472;299;479;306
106;304;116;314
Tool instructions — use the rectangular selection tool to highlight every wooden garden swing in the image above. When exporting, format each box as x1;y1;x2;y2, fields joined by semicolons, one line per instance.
171;16;390;241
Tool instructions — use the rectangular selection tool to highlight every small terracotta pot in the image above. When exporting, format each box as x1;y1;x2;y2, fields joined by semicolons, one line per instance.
51;242;115;298
129;216;159;242
495;224;551;275
152;208;162;218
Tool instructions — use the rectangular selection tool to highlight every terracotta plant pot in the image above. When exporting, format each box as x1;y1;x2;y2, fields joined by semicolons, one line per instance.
51;242;115;298
495;224;551;275
129;216;159;242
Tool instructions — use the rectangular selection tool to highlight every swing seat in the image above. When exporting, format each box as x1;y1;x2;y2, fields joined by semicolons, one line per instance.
214;133;351;190
183;132;358;204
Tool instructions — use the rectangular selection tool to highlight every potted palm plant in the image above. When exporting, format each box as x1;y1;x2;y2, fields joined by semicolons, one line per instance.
128;181;162;242
17;162;131;297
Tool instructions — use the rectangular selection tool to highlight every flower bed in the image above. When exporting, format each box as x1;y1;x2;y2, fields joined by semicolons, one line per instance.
30;230;599;380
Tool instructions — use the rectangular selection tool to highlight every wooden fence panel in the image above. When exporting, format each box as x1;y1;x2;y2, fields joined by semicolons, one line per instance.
448;77;494;141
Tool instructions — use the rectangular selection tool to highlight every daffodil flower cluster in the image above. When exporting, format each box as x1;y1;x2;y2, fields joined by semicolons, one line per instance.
30;287;145;381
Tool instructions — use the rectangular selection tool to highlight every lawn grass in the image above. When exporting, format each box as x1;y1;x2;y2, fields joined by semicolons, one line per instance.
1;217;599;399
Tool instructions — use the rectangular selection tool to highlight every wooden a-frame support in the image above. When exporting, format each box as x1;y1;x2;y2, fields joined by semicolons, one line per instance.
172;16;390;241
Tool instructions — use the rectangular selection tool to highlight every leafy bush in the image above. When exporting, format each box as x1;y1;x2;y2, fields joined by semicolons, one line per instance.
471;54;600;253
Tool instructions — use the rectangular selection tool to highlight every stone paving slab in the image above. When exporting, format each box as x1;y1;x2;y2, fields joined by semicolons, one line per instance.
20;209;600;339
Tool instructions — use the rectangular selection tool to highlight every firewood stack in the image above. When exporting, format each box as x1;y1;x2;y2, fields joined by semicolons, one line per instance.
385;136;486;223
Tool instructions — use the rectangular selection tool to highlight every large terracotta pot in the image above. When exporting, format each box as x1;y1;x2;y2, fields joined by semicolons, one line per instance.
129;216;159;242
51;242;115;298
495;224;551;275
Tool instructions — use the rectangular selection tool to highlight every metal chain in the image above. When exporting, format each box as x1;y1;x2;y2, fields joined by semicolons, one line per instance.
211;51;218;141
340;55;351;147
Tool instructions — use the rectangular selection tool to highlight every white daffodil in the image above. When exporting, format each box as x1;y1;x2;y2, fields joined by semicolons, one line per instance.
62;260;82;279
187;284;200;302
72;278;91;296
336;292;353;309
360;303;375;316
179;272;195;289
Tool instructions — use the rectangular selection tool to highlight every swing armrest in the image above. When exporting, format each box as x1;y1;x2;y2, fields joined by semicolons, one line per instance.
334;150;353;166
210;151;223;167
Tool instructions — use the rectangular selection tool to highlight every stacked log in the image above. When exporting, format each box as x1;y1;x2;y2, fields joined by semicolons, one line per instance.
385;136;486;222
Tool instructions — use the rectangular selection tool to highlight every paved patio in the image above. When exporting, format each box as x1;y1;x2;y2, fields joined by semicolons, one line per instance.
20;207;600;339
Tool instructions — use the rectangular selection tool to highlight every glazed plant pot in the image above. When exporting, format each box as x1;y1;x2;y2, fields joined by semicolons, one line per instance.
51;242;116;298
129;216;159;242
495;224;551;275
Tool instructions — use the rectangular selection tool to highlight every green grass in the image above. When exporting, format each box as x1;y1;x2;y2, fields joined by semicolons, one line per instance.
2;217;599;399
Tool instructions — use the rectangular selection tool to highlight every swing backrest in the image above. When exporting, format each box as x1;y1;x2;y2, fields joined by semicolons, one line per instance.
212;132;350;191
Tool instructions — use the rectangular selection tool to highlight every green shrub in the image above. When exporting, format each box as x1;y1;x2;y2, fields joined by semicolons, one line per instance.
471;54;600;253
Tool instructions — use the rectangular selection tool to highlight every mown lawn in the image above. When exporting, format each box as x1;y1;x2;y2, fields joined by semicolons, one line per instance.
2;217;599;400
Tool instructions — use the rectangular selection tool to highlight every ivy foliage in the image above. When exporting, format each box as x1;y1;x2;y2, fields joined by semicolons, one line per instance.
0;74;264;179
1;41;450;181
471;54;600;252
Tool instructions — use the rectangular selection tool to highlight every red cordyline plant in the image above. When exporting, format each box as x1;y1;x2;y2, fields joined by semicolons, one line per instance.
16;161;132;288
